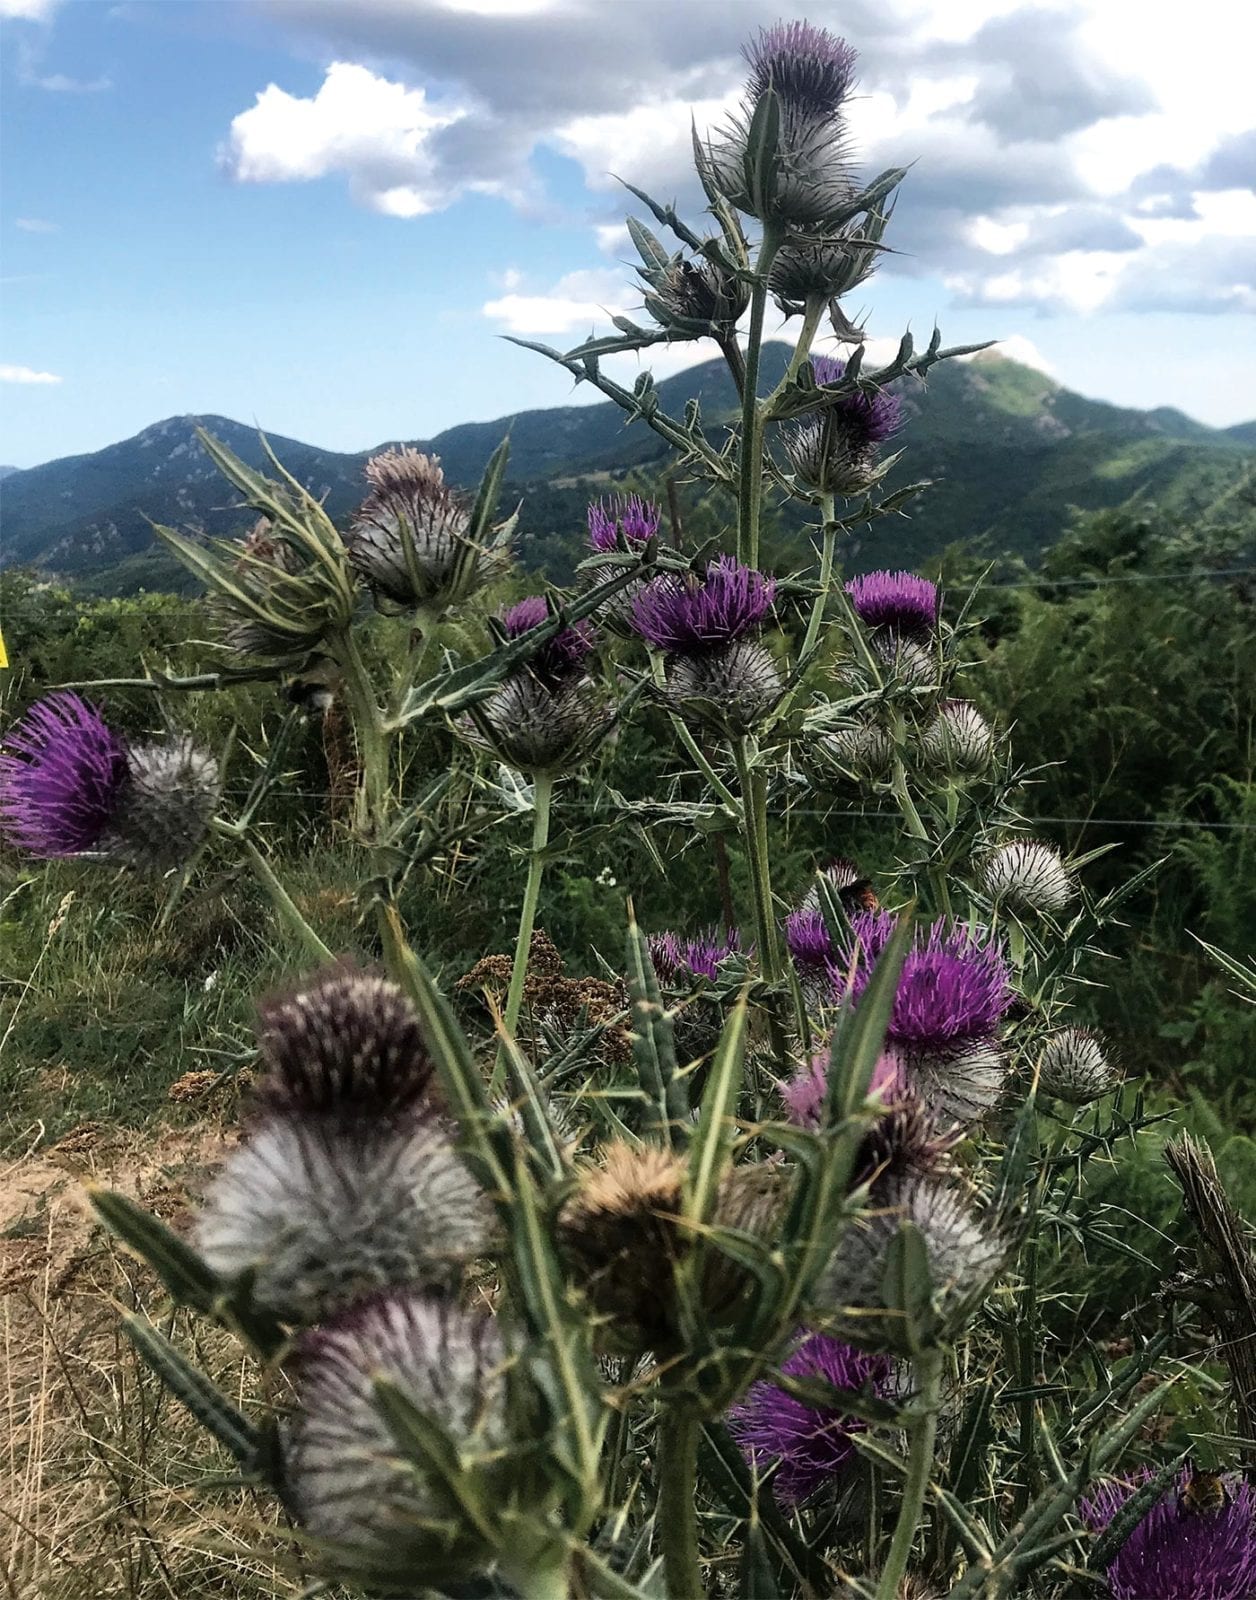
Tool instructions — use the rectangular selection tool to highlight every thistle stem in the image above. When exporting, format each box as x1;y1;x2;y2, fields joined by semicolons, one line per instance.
650;651;739;811
874;1344;943;1600
503;1547;571;1600
225;828;333;964
657;1409;702;1600
491;770;554;1095
731;738;781;984
737;226;784;569
336;627;390;836
782;293;827;388
798;495;839;666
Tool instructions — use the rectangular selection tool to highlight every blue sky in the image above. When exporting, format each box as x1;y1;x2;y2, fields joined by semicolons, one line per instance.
2;0;1254;470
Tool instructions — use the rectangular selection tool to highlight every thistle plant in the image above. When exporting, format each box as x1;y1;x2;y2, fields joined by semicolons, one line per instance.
9;16;1256;1600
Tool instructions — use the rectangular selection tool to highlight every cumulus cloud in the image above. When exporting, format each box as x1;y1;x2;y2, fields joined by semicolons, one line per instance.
482;269;630;334
222;61;465;216
0;0;60;17
0;364;62;384
243;0;1254;320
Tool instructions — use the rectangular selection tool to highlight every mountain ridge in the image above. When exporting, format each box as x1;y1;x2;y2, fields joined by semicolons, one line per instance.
2;346;1250;592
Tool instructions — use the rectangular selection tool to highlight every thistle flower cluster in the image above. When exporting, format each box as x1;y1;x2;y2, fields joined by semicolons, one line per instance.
194;963;488;1323
1081;1470;1256;1600
347;446;504;613
633;556;782;732
649;925;744;985
787;357;905;499
711;22;859;226
461;593;608;775
0;693;219;873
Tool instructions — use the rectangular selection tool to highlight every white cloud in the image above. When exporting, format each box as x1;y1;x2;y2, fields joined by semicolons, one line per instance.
0;364;62;384
0;0;60;17
15;217;58;233
482;268;630;334
223;62;465;215
965;334;1055;374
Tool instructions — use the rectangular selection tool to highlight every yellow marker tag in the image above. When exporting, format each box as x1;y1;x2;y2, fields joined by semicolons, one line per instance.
0;624;8;670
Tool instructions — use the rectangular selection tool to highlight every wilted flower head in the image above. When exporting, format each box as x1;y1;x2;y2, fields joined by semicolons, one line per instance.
0;693;128;858
253;963;433;1118
348;447;500;611
818;1174;1005;1352
771;226;881;309
921;700;996;777
730;1331;890;1505
587;494;662;553
1038;1027;1117;1104
650;925;744;985
845;570;938;642
194;1113;488;1323
500;595;596;683
632;557;776;654
1081;1469;1256;1600
0;695;218;872
981;839;1076;916
286;1291;508;1563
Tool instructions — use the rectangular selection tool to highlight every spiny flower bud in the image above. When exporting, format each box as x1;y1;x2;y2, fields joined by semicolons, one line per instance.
215;518;333;661
908;1039;1008;1127
348;447;503;611
286;1291;508;1566
786;361;905;498
1038;1027;1117;1104
729;1331;891;1505
820;721;896;783
771;226;881;309
194;1113;489;1323
465;672;611;775
711;25;859;226
253;963;434;1118
817;1174;1005;1353
641;251;750;332
921;700;996;778
981;839;1076;916
663;639;784;735
102;738;221;872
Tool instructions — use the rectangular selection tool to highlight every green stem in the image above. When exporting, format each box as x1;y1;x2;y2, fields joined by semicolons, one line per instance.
650;652;739;811
798;496;838;666
737;226;783;569
657;1409;702;1600
874;1345;943;1600
731;738;780;983
230;830;333;964
336;627;390;836
502;1547;571;1600
781;294;826;388
1016;1233;1041;1514
491;771;555;1096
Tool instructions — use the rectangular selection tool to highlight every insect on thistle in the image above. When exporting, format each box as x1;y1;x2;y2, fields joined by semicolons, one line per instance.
1178;1465;1230;1517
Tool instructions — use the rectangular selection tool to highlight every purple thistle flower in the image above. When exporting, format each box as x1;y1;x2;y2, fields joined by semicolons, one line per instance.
631;557;776;654
785;908;833;974
839;919;1012;1051
845;570;940;642
0;693;128;858
780;1047;904;1130
729;1332;889;1505
649;926;743;985
811;356;905;449
744;23;859;117
1081;1469;1256;1600
587;494;661;552
500;595;595;681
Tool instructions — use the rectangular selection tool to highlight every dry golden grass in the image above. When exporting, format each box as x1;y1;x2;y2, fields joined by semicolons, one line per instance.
1;1126;294;1600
